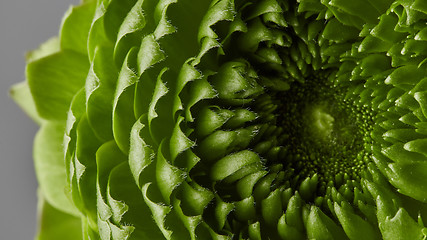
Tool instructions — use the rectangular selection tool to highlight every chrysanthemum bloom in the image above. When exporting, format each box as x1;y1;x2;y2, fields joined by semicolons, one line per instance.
11;0;427;239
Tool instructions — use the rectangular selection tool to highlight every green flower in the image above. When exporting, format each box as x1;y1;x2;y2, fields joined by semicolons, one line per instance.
10;0;427;239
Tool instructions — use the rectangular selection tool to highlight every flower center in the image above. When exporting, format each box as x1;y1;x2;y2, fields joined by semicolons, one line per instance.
256;74;374;195
306;104;335;141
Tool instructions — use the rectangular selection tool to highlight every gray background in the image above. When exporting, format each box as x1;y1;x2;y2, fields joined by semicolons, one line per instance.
0;0;79;239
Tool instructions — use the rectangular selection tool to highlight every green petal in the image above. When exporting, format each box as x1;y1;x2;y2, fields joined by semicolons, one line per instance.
379;208;426;240
34;122;79;216
85;46;117;141
25;37;60;63
210;150;261;181
107;163;164;239
388;161;427;202
156;140;186;204
9;81;43;125
27;51;89;120
113;0;148;65
334;201;381;240
60;1;96;54
112;48;139;154
306;206;348;240
128;116;154;188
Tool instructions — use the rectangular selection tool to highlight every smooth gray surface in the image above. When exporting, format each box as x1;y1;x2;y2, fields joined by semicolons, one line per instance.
0;0;80;239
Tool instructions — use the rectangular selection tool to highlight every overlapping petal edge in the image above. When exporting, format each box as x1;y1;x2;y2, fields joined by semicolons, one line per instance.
10;0;427;239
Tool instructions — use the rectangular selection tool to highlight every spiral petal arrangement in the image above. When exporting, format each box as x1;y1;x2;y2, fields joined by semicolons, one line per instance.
10;0;427;239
